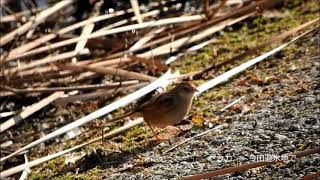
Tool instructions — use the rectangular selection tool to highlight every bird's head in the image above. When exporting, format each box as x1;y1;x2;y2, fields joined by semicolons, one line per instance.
174;81;198;96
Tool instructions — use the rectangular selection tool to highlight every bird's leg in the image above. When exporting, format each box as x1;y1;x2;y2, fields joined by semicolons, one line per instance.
166;125;183;135
145;121;161;141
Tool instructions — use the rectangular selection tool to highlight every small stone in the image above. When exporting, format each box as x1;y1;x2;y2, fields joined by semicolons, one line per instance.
305;117;317;125
41;123;50;129
304;96;316;103
288;124;301;131
0;140;13;148
284;113;295;119
259;134;271;140
274;134;288;141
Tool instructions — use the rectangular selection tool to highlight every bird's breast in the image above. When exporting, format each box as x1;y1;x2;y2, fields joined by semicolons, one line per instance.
142;95;193;128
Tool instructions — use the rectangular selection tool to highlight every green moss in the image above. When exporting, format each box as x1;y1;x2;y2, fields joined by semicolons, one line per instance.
72;167;101;180
29;0;319;178
123;126;151;142
174;0;319;118
31;173;48;180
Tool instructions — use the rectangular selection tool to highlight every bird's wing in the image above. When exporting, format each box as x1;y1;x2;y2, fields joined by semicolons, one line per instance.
137;92;176;112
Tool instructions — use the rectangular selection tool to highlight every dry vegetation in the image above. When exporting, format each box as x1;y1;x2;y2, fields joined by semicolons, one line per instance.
0;0;319;179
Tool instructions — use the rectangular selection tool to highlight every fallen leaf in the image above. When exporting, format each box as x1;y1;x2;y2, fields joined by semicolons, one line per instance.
192;115;205;125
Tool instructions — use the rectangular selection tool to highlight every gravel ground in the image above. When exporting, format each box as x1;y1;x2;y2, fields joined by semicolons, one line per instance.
104;34;320;179
3;24;318;180
2;2;318;179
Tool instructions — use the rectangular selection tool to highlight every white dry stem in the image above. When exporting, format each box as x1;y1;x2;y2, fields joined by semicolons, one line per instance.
15;15;205;60
0;92;64;133
130;0;143;24
195;29;314;95
139;13;252;57
0;0;74;46
0;70;178;162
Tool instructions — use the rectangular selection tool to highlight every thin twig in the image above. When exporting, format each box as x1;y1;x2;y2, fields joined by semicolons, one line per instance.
162;124;228;154
0;118;144;178
14;15;205;59
18;153;31;180
207;0;228;19
195;27;317;95
71;1;102;63
59;64;157;81
54;82;148;104
0;80;139;94
138;13;253;57
130;0;143;23
123;0;282;57
4;9;130;61
3;49;90;76
0;7;45;23
0;70;177;162
0;0;74;46
192;18;320;80
220;96;245;112
0;91;64;133
129;27;166;51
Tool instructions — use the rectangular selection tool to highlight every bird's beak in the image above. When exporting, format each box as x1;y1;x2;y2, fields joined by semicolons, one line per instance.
191;85;199;92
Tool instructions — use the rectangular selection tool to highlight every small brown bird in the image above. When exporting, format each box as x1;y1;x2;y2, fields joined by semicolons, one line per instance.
109;82;198;137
